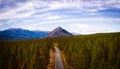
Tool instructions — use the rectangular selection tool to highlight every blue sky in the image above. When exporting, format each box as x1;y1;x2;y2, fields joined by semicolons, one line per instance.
0;0;120;34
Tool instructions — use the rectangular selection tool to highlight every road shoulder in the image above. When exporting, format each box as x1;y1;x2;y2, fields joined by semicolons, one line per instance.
47;49;55;69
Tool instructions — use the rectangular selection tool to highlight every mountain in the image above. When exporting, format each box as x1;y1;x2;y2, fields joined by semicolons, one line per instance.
46;27;73;38
0;27;73;40
0;28;48;40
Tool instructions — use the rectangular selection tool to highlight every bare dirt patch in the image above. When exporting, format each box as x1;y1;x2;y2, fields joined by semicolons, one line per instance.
47;49;55;69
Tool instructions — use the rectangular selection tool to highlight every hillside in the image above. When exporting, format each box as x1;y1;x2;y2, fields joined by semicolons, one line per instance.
53;32;120;69
0;32;120;69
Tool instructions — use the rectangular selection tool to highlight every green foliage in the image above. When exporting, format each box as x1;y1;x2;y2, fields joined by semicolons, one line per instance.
53;32;120;69
0;39;53;69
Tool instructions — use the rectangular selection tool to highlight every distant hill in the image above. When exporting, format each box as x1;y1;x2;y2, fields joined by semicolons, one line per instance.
0;28;49;40
46;27;73;38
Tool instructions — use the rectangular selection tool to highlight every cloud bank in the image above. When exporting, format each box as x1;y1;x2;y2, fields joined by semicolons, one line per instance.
0;0;120;34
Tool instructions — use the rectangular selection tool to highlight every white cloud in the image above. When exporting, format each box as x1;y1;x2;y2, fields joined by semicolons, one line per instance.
44;15;62;20
0;2;35;20
70;24;89;29
32;0;120;14
48;1;82;9
0;0;120;20
34;12;63;20
67;23;113;34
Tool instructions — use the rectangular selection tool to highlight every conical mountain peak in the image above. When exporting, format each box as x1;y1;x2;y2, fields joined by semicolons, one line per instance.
56;26;62;29
53;27;64;31
46;27;73;38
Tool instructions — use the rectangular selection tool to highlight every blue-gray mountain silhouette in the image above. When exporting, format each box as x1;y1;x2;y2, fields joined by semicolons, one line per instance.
0;28;48;40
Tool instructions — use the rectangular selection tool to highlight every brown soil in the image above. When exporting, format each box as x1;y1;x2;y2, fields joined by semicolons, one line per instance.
47;49;55;69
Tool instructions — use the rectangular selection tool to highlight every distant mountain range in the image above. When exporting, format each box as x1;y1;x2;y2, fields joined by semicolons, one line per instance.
0;27;73;40
46;27;73;38
0;28;49;40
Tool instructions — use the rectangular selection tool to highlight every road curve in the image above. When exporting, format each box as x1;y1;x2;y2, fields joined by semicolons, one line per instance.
55;47;64;69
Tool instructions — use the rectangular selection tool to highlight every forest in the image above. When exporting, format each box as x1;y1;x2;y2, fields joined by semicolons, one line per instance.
54;32;120;69
0;39;54;69
0;32;120;69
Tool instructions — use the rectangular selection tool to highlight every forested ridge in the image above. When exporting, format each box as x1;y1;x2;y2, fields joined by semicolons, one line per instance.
0;32;120;69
